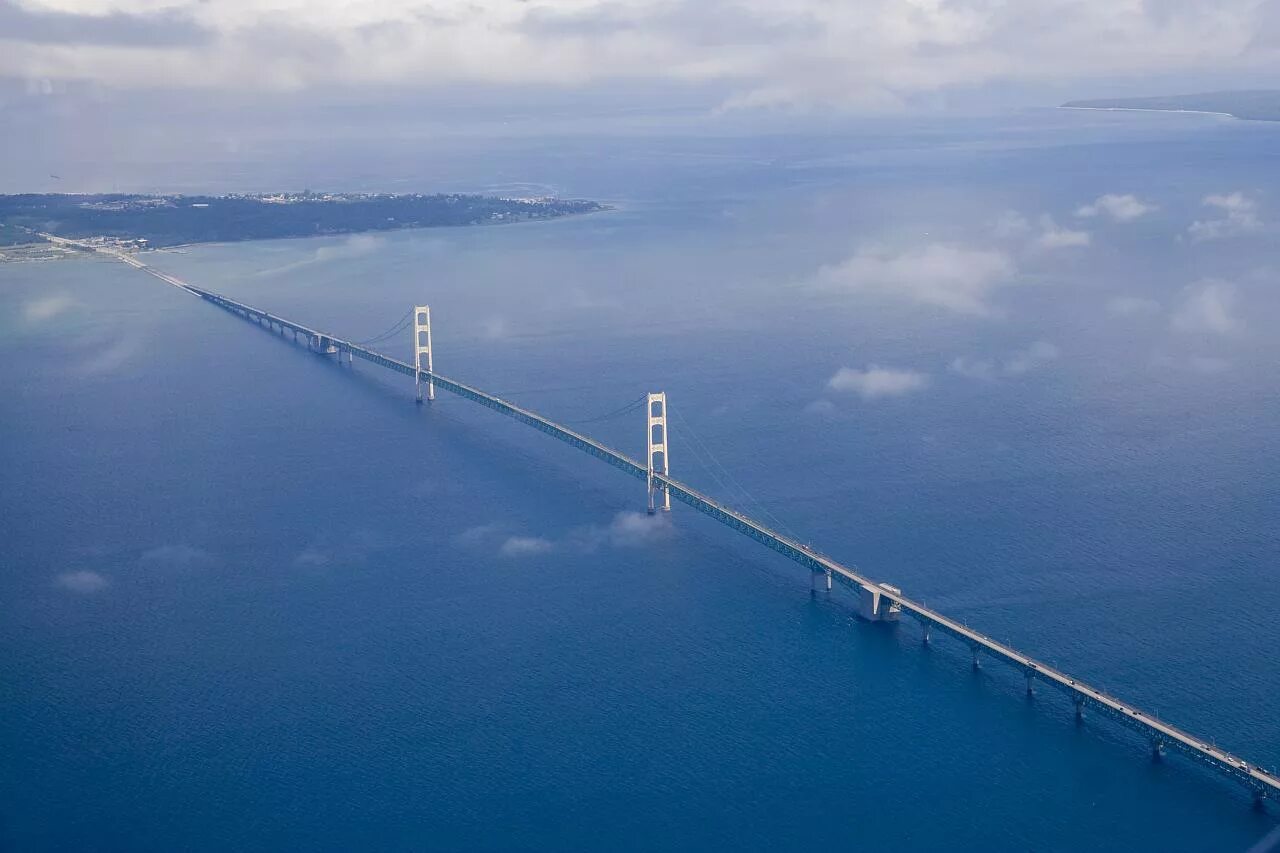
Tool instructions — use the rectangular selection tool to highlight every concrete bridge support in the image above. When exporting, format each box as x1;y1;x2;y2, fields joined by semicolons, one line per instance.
858;583;902;622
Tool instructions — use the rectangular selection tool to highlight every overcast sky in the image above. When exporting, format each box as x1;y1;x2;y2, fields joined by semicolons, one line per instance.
3;0;1279;113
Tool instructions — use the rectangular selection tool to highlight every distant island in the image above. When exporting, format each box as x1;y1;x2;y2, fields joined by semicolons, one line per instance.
0;191;606;251
1062;90;1280;122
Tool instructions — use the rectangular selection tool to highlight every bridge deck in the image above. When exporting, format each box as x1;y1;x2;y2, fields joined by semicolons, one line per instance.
98;244;1280;802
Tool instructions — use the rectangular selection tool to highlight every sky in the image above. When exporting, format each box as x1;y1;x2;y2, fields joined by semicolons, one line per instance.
2;0;1280;193
3;0;1280;113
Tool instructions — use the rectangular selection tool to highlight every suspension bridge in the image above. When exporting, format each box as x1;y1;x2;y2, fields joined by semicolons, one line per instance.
81;239;1280;808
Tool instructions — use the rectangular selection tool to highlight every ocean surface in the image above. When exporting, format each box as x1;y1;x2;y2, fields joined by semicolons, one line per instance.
2;109;1279;851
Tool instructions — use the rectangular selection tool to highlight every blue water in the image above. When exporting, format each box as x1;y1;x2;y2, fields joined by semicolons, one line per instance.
3;110;1279;851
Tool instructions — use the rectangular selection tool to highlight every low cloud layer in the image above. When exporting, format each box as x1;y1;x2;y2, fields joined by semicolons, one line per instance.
1188;192;1264;242
461;510;674;559
1107;295;1161;317
140;543;216;570
499;535;555;557
950;340;1059;380
1076;194;1156;222
816;243;1017;316
4;0;1273;112
55;569;108;593
827;365;929;399
22;293;78;323
1171;280;1240;335
1033;217;1090;250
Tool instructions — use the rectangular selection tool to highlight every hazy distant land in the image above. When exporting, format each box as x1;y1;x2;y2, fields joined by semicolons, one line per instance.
0;192;606;251
1063;90;1280;121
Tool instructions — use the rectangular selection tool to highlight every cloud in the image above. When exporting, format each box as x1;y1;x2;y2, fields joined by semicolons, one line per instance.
1152;353;1233;374
23;293;77;323
1076;194;1156;222
74;334;143;377
455;522;505;547
139;544;216;570
1171;280;1239;335
949;340;1058;380
816;243;1016;316
565;511;677;551
313;233;384;262
293;547;331;567
1187;355;1231;375
0;0;210;47
1003;340;1059;375
803;398;836;415
991;210;1031;239
287;528;388;567
599;510;674;548
0;0;1270;113
55;569;108;593
255;233;386;276
1106;295;1160;316
827;365;929;399
499;535;554;557
464;512;673;558
1188;192;1264;241
1033;216;1090;250
480;316;509;340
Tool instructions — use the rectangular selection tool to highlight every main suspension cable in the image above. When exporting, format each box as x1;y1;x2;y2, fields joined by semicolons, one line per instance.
355;308;413;346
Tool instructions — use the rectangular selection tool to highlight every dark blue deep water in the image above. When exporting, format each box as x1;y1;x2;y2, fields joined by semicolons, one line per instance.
3;111;1279;850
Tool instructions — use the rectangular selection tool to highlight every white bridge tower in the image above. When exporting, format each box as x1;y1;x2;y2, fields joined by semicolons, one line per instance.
414;305;434;403
646;391;670;513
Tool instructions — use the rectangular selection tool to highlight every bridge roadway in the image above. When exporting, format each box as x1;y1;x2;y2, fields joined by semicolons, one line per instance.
96;245;1279;805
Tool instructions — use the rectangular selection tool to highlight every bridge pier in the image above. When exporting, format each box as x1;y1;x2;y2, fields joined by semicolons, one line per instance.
971;645;982;671
1025;669;1035;697
858;583;902;622
921;621;931;646
1074;696;1085;721
1152;739;1166;761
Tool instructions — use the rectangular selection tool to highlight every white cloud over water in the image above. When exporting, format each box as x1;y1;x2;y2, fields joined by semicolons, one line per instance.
55;569;108;593
1076;194;1156;222
499;536;555;557
1188;192;1264;242
461;511;673;558
950;340;1059;380
1106;295;1161;317
1033;217;1090;250
827;365;929;398
1171;280;1239;335
140;543;217;570
23;294;78;323
816;243;1016;316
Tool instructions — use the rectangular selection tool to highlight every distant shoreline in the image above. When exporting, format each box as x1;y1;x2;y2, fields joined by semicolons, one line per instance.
1059;105;1235;120
1060;91;1280;123
0;191;609;252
